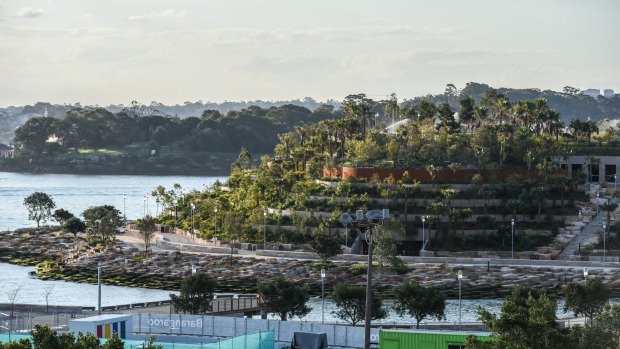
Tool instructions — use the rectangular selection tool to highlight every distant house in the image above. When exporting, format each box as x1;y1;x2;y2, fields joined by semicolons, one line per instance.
0;143;14;158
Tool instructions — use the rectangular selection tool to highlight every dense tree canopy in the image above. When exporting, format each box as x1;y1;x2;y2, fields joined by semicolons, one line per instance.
169;273;217;315
563;278;611;323
330;283;387;325
257;276;311;321
393;280;446;328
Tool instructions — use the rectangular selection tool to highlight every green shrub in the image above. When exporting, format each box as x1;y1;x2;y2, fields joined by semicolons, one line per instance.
348;263;367;276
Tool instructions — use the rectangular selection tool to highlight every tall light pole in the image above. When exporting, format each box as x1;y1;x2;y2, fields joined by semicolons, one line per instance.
263;209;267;250
511;219;515;259
603;223;606;262
98;263;102;315
230;236;235;269
458;270;463;330
360;209;389;349
421;216;426;252
173;199;178;230
214;207;218;241
145;195;149;216
321;268;326;324
191;202;195;241
123;195;126;225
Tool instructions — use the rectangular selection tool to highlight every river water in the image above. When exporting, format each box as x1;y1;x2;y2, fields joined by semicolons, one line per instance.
0;172;609;324
0;172;225;230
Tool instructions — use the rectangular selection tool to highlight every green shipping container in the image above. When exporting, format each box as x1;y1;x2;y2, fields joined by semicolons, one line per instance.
379;329;492;349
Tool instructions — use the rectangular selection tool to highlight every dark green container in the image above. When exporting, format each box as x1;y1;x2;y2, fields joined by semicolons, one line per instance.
379;329;492;349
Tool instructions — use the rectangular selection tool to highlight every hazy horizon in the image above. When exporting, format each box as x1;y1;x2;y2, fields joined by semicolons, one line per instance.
1;0;618;108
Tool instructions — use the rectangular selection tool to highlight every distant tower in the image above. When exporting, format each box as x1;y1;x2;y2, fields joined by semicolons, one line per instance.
43;107;48;117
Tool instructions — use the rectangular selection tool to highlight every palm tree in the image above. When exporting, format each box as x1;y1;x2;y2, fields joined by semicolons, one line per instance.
600;201;618;232
426;164;440;188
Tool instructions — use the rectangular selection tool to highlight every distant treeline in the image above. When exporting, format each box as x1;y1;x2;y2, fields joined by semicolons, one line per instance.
3;82;620;147
10;104;338;156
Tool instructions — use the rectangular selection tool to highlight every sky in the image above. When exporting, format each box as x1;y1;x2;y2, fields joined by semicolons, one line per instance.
0;0;618;108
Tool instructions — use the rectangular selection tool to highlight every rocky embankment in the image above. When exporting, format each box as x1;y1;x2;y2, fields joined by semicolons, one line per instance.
1;228;620;298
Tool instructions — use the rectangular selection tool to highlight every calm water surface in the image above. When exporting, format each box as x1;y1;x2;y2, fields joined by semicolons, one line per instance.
0;172;226;230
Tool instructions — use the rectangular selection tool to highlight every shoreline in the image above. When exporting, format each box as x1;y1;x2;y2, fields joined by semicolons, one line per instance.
3;228;620;299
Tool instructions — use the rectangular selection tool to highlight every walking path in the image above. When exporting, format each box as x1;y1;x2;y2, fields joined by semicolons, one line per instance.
558;212;604;260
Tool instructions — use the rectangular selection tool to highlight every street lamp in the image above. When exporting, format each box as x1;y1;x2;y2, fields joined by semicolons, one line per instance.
123;195;126;225
98;263;102;315
603;223;607;262
422;216;426;252
511;219;515;259
214;207;218;242
190;202;195;241
263;209;267;250
230;236;235;269
173;199;178;229
458;270;463;330
355;209;389;349
321;268;326;324
583;267;588;281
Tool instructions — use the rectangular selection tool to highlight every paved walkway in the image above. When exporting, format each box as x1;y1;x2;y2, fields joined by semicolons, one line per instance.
558;212;604;260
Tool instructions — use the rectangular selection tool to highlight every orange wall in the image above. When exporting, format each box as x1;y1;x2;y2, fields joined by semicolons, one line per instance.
323;166;558;183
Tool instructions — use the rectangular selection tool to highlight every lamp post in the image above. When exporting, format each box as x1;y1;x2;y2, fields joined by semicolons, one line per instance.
421;216;426;252
123;195;126;225
190;202;195;241
615;174;617;191
173;199;178;229
214;207;218;241
263;209;267;250
143;196;146;218
603;223;607;262
359;209;389;349
511;219;515;259
321;268;326;324
584;267;588;281
98;263;102;315
597;192;599;216
230;237;235;269
458;270;463;330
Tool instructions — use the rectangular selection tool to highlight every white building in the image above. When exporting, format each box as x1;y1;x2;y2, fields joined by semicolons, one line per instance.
604;89;615;98
0;143;14;158
582;89;601;98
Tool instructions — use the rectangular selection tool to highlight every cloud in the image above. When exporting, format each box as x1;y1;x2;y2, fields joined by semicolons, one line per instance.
15;6;45;18
127;9;187;21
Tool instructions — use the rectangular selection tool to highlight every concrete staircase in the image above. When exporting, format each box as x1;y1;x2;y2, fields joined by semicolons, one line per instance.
558;212;604;260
